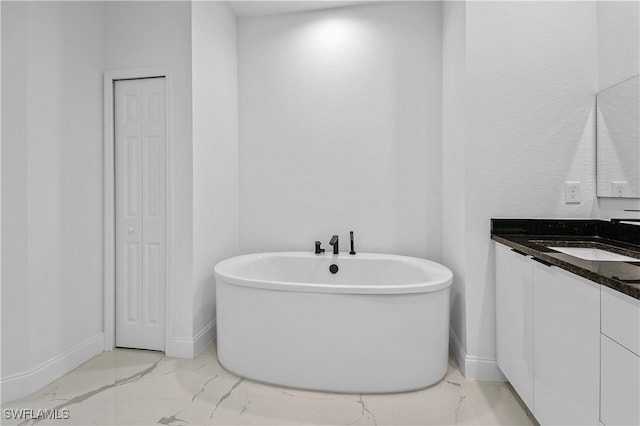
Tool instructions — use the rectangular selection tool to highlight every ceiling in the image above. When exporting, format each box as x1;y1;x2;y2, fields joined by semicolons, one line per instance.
226;1;379;18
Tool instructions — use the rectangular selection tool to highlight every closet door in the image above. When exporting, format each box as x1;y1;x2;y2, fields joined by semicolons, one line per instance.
115;78;166;351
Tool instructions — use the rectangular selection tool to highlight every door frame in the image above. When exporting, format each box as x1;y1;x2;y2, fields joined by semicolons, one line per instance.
103;68;173;354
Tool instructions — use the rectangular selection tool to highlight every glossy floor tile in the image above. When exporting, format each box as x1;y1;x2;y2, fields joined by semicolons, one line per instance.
2;342;534;425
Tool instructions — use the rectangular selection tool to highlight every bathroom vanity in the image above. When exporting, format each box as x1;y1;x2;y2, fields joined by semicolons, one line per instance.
491;219;640;426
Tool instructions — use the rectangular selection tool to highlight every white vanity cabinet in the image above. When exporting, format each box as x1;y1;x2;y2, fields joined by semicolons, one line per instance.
495;243;534;408
495;242;601;425
600;285;640;426
532;262;600;425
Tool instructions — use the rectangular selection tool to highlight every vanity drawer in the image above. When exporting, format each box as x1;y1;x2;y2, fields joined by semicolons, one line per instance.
600;334;640;425
601;285;640;355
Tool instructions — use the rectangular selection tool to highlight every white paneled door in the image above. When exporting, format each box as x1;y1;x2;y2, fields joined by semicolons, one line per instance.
115;78;166;351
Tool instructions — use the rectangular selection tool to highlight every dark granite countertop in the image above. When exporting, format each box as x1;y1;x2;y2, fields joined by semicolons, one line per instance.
491;219;640;300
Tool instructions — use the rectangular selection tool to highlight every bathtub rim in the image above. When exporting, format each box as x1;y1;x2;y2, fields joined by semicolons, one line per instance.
214;251;453;295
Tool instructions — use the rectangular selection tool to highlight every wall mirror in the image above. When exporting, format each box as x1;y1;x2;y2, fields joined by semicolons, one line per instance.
595;0;639;199
596;74;640;198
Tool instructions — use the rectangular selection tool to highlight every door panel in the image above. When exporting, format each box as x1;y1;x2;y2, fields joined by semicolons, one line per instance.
125;242;140;324
533;263;600;425
115;78;166;351
495;243;534;410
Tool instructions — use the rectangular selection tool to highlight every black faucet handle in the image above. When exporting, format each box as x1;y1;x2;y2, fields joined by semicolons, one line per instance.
349;231;356;255
329;235;339;255
315;241;325;254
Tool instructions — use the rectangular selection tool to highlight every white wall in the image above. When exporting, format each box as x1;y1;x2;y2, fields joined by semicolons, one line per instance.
447;1;599;378
1;1;105;401
238;2;442;259
191;1;239;347
597;0;639;91
104;1;195;350
442;0;467;367
2;2;236;390
1;0;31;383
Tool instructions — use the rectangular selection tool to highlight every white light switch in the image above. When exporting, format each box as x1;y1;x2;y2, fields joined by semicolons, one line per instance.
565;182;581;204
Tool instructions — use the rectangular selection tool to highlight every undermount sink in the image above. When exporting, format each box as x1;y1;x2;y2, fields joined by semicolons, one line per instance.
548;247;638;262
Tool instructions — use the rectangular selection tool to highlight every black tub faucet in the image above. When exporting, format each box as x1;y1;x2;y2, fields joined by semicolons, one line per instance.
315;241;325;254
329;235;339;255
349;231;356;255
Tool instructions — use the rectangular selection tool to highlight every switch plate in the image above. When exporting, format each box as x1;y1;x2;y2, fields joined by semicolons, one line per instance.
565;182;581;203
611;181;628;197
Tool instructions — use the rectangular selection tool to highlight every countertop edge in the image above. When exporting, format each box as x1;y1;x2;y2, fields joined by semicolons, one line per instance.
491;234;640;300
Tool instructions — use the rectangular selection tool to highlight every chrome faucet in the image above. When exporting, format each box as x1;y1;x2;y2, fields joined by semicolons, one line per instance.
329;235;339;255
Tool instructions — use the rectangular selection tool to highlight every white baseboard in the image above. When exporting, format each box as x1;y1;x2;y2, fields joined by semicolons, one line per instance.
168;320;216;359
464;355;506;382
1;333;104;403
193;319;216;356
449;327;506;382
169;337;195;358
449;326;468;375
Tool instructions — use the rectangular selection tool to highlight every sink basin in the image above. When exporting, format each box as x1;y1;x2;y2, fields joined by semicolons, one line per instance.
548;247;638;262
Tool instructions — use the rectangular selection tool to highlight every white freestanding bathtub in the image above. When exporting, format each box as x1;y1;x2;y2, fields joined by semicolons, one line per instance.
214;252;453;393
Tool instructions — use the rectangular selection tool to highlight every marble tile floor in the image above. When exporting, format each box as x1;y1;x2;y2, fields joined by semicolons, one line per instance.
2;343;535;426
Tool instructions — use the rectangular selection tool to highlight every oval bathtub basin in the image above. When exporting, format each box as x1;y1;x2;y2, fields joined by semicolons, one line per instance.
215;252;453;394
